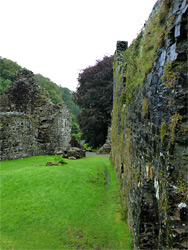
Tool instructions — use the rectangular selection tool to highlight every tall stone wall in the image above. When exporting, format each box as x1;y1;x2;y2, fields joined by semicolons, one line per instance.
111;0;188;249
0;70;72;161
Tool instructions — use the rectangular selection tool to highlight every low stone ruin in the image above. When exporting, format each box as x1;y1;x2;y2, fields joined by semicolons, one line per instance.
55;135;86;159
98;128;111;154
0;69;73;161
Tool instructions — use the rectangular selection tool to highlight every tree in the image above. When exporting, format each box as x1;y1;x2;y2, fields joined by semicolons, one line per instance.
0;57;22;95
73;55;114;148
35;74;63;104
59;87;80;116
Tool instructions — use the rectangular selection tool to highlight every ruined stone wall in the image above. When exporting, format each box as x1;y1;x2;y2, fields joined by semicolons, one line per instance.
0;70;72;160
0;112;39;160
111;0;188;249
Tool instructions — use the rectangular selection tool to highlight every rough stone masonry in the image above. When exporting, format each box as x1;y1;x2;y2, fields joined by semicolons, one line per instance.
0;69;72;161
111;0;188;249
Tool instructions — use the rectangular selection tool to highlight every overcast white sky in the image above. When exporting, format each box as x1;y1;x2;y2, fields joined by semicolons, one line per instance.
0;0;157;91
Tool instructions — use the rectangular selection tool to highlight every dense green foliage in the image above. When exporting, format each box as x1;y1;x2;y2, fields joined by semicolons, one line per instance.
60;87;80;116
74;56;114;148
72;114;82;140
0;57;22;95
1;155;132;249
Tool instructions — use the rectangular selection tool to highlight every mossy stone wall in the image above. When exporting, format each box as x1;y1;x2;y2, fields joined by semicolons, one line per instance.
111;0;188;249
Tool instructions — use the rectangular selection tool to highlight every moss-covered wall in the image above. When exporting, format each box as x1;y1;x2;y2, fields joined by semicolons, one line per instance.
111;0;188;249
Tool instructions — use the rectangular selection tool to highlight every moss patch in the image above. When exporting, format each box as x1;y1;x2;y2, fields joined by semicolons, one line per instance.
161;60;178;87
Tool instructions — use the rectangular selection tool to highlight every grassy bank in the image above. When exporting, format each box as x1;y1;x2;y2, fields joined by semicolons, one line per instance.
0;155;132;250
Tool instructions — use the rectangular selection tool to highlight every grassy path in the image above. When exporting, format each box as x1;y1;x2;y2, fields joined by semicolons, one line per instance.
0;155;132;250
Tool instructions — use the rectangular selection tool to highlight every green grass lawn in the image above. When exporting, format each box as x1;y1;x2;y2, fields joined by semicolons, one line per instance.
0;155;132;250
